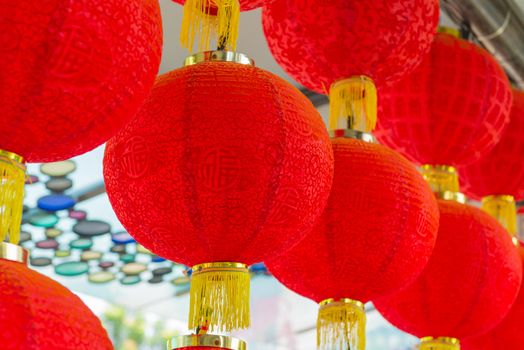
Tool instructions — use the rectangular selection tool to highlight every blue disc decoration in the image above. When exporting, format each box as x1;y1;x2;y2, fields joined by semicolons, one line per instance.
73;220;111;237
37;194;76;212
151;255;166;263
121;275;141;285
111;231;135;245
55;261;89;276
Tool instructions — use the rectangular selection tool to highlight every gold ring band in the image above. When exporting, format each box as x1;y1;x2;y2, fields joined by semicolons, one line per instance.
167;334;247;350
0;242;29;264
184;51;254;67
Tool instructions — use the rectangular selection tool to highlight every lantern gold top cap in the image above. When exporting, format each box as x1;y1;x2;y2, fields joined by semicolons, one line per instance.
319;298;365;310
0;149;24;165
167;334;247;350
184;51;255;67
329;129;376;143
420;337;460;345
0;242;28;264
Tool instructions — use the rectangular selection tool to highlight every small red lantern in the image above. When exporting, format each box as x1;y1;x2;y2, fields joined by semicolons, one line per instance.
262;0;439;93
104;52;334;332
461;244;524;350
266;137;440;350
374;198;523;350
0;243;112;350
375;32;512;167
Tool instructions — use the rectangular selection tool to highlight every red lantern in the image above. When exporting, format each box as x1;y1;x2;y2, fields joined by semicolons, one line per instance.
461;243;524;350
0;0;163;163
266;137;440;350
262;0;439;93
0;243;112;350
104;53;334;332
459;89;524;200
172;0;263;11
374;199;523;350
168;334;246;350
375;32;512;167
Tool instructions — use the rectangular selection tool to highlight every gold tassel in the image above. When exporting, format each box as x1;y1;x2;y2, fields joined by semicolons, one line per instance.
317;298;366;350
419;337;460;350
189;262;250;332
180;0;240;53
0;150;25;245
482;195;519;245
328;76;377;134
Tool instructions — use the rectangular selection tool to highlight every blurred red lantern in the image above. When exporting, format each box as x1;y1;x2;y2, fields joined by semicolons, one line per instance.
0;243;112;350
168;334;246;350
461;243;524;350
0;0;163;163
375;199;523;350
0;0;162;245
104;53;334;332
375;32;512;167
458;89;524;241
266;137;440;350
262;0;439;93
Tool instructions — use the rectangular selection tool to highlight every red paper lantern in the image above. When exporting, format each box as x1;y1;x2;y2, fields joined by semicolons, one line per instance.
104;55;334;332
266;137;440;350
375;33;512;167
460;89;524;200
172;0;263;11
262;0;439;93
0;243;112;350
0;0;163;163
374;200;522;348
461;243;524;350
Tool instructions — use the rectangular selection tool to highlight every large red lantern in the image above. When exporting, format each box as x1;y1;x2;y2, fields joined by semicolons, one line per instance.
461;243;524;350
262;0;439;93
0;242;112;350
375;32;512;167
1;0;163;163
104;53;334;332
374;197;523;350
0;0;163;246
266;137;440;350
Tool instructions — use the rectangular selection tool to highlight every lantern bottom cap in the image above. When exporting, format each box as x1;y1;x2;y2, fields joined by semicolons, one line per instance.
420;336;460;350
184;51;254;67
0;242;28;264
167;334;246;350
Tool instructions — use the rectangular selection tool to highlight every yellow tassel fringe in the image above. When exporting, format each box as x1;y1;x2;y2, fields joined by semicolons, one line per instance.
0;150;25;245
189;262;250;332
328;76;377;134
180;0;240;52
317;298;366;350
419;337;460;350
482;195;518;243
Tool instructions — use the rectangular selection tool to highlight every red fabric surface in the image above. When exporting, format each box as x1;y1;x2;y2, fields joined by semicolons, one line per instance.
461;244;524;350
375;200;523;340
265;138;439;303
460;90;524;200
375;33;512;167
171;0;264;11
0;0;162;162
104;61;334;267
262;0;439;93
0;259;112;350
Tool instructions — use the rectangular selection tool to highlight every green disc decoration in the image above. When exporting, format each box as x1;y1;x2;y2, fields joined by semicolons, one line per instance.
55;261;89;276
